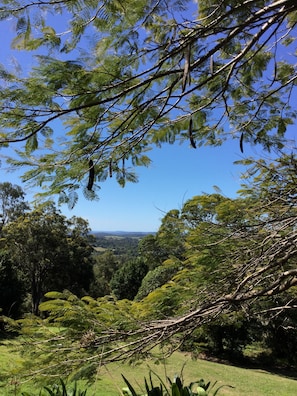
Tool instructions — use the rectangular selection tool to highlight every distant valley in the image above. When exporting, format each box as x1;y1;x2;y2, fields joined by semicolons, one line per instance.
91;231;155;255
91;231;155;238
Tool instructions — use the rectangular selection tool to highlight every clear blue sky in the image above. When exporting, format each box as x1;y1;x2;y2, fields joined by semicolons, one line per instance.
62;142;249;231
0;9;295;232
2;138;263;232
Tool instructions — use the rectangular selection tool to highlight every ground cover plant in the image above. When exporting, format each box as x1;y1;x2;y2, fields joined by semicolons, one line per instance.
121;372;233;395
22;379;87;396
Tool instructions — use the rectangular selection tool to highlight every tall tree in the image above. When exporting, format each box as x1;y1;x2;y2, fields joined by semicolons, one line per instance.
0;182;29;231
2;203;94;315
138;234;168;269
90;250;120;297
0;183;29;317
0;252;24;318
110;258;148;300
156;209;186;260
0;1;295;201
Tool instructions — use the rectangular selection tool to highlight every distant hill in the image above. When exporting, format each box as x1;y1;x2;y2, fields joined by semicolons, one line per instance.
91;231;155;238
91;231;155;256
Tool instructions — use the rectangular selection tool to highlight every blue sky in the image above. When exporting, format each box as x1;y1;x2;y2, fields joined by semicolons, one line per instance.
63;141;249;232
2;137;261;232
0;8;296;232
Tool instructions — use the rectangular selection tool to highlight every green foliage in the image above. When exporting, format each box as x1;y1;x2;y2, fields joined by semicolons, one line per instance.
255;292;297;366
90;250;120;297
190;312;252;359
42;380;87;396
0;1;296;200
0;182;29;231
110;258;148;300
137;154;297;360
156;210;186;260
138;234;168;270
6;291;141;382
138;278;186;319
121;371;233;396
21;378;87;395
0;252;25;318
1;202;95;315
2;154;297;380
135;260;180;301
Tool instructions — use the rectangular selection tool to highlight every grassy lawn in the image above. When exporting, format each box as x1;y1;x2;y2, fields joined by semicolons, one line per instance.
1;342;296;395
0;339;28;395
88;353;297;396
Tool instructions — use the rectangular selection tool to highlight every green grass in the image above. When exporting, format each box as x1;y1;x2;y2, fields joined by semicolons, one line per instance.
0;343;296;395
87;353;297;396
0;339;25;388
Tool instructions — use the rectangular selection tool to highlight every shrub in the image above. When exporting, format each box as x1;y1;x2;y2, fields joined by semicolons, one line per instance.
121;370;233;395
135;262;179;301
21;379;87;396
110;258;148;300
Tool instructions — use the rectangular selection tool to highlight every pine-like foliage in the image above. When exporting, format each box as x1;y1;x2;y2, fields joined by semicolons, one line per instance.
0;1;295;200
3;154;296;384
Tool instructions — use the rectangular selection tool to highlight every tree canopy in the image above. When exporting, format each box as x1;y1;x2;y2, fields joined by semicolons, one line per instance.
0;182;29;230
0;0;296;203
2;202;95;315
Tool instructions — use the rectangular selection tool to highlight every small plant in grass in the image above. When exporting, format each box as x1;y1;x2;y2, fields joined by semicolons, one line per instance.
121;370;234;395
21;378;87;396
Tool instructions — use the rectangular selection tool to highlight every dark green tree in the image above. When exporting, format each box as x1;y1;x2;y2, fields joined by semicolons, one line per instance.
135;259;180;301
156;209;186;260
90;250;120;297
138;233;176;270
0;183;29;317
110;258;148;300
2;203;94;315
63;216;95;296
0;252;24;318
260;294;297;366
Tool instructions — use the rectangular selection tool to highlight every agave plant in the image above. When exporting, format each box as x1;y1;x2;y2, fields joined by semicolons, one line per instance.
121;371;234;396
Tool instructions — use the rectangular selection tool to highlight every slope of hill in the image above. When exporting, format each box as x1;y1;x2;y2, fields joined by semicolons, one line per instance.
91;231;155;256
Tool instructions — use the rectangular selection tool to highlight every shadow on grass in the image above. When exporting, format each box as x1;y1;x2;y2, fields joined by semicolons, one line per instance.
196;351;297;381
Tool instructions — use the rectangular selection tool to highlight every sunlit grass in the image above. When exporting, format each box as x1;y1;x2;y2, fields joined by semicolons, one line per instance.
0;339;26;395
88;353;297;396
0;341;296;395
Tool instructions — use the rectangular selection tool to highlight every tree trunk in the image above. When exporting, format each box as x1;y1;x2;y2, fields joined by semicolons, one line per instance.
31;276;42;316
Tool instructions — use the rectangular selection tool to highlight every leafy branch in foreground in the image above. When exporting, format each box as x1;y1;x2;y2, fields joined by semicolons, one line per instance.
0;1;296;200
3;153;296;383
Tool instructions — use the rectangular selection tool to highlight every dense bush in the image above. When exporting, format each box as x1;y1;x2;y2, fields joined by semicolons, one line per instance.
135;260;180;300
0;253;25;318
110;258;148;300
